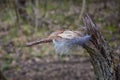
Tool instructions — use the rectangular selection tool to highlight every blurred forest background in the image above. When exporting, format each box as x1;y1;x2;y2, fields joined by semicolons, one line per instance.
0;0;120;80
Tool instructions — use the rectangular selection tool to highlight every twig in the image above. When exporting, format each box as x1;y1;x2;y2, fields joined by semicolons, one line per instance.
79;0;86;20
75;0;86;25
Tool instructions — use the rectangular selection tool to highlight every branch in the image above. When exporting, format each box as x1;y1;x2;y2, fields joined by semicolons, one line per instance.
79;0;86;20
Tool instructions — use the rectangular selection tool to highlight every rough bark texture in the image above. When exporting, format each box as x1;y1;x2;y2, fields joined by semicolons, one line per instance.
82;14;120;80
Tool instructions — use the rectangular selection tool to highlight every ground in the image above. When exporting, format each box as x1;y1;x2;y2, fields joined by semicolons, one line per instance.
3;55;95;80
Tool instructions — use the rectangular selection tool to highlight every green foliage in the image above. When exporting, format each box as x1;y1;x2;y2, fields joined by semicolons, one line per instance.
1;62;11;71
4;54;13;63
102;25;117;39
3;26;18;43
22;24;33;36
105;25;116;33
1;54;13;71
1;11;11;21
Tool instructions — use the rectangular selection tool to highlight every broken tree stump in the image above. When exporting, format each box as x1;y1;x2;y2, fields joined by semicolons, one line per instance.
82;14;120;80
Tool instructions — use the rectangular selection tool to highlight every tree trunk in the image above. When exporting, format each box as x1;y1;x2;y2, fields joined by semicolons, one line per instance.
14;0;27;21
82;14;120;80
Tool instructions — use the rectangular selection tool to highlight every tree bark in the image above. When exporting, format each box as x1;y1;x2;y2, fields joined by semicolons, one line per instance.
82;14;120;80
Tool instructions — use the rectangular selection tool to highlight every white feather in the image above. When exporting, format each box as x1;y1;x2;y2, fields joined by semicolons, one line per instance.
52;35;91;55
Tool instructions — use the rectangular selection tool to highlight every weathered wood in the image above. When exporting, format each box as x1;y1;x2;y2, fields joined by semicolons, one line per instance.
82;14;120;80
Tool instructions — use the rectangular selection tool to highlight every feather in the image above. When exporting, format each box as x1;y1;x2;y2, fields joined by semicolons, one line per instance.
53;35;91;55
